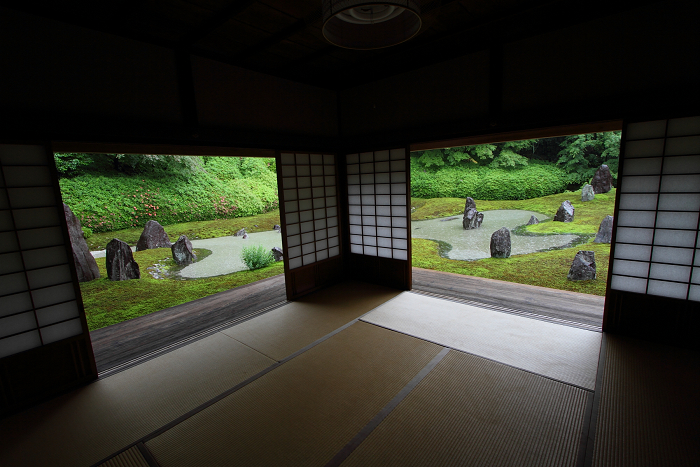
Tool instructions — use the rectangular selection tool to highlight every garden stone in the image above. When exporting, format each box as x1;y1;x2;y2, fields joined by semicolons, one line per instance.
526;215;539;225
462;197;483;230
594;216;614;243
568;251;596;281
273;224;281;232
171;235;196;266
242;233;248;239
63;203;100;282
106;238;140;281
554;200;575;222
271;247;284;262
591;165;612;194
581;184;595;202
490;227;511;258
234;228;246;237
136;220;171;251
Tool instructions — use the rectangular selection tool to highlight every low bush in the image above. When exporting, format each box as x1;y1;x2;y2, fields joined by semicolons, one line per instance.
241;245;275;270
410;161;567;200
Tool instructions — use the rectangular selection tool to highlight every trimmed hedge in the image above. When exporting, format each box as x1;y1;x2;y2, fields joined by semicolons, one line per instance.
410;160;567;200
59;158;278;233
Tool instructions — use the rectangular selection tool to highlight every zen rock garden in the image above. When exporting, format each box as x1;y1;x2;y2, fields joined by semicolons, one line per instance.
462;197;484;230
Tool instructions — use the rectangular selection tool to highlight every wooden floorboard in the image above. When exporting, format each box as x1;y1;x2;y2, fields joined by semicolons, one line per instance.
411;268;604;328
90;274;287;373
89;268;603;374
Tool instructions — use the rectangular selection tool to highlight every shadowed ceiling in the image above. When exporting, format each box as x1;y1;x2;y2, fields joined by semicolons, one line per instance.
2;0;646;90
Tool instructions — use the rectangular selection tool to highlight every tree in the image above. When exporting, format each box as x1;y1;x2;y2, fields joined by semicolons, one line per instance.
556;131;621;187
413;139;536;169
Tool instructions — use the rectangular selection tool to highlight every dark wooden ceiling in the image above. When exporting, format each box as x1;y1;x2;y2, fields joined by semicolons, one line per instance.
2;0;647;90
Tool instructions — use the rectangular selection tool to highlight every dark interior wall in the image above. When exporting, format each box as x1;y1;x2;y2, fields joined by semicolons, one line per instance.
0;7;183;136
339;51;490;139
193;57;338;138
339;1;700;145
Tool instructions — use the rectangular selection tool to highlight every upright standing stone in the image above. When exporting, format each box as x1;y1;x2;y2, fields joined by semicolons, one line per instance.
171;235;196;266
136;220;171;251
594;216;614;243
554;200;575;222
234;228;246;237
63;203;100;282
526;215;539;225
271;247;284;262
490;227;511;258
568;251;596;281
591;165;613;194
462;197;484;230
581;184;595;202
273;224;281;232
106;239;140;281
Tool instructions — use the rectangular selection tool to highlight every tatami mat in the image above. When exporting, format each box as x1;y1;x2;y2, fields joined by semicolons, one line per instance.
96;446;149;467
0;332;274;467
592;335;700;467
342;349;589;467
146;322;442;467
362;292;601;389
221;280;401;360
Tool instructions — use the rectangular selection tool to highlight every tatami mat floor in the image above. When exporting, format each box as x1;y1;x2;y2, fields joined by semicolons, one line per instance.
1;281;697;467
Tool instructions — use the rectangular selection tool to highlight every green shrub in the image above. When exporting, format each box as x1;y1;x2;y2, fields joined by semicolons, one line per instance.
410;161;567;200
241;245;275;270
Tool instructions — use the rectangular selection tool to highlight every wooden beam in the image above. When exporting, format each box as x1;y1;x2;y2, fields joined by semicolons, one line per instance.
410;120;623;151
177;0;257;49
50;142;276;158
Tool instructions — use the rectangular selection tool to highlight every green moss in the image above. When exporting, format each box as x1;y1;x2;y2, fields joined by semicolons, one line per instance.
80;248;284;331
412;237;610;296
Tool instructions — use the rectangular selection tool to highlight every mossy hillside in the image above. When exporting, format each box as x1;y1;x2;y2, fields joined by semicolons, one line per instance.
412;238;610;296
87;210;281;250
412;189;616;236
81;248;283;330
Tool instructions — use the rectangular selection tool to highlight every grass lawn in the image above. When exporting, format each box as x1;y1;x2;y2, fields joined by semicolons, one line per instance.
82;248;283;331
411;189;616;296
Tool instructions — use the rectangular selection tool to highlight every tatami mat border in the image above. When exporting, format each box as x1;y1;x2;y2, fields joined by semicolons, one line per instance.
98;300;289;379
411;289;602;332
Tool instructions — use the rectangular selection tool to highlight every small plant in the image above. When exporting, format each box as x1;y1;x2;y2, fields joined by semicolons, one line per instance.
241;244;275;270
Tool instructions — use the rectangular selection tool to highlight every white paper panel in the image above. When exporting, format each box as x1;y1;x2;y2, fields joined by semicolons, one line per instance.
657;194;700;212
0;252;24;275
393;239;408;249
299;211;312;222
617;210;656;228
665;136;700;156
378;248;392;258
613;243;652;261
647;280;688;299
316;250;328;261
329;246;340;257
613;259;649;278
280;153;295;165
659;175;700;193
622;158;662;176
296;166;310;176
619;194;657;211
286;223;299;235
40;318;83;344
375;151;389;161
0;292;33;318
651;246;694;265
625;139;665;158
7;187;56;209
649;263;691;282
375;173;389;183
626;120;666;140
393;249;408;260
301;243;314;255
315;229;327;240
286;212;299;224
0;145;47;165
0;330;42;359
611;275;647;293
287;235;300;247
667;116;700;136
662;155;700;174
616;227;654;244
328;226;339;237
655;211;699;230
619;176;660;193
281;166;295;177
689;285;700;301
1;272;28;296
350;244;362;254
364;246;377;256
289;257;302;269
363;237;377;246
328;236;339;248
288;246;301;258
0;312;37;338
31;283;75;309
377;237;392;248
653;229;696;247
0;231;19;253
17;226;64;250
282;177;296;189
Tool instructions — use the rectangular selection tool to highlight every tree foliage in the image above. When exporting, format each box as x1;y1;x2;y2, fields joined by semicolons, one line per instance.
556;131;621;186
413;140;536;169
54;153;205;178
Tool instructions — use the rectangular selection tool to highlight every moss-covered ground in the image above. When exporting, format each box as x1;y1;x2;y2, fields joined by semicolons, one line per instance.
81;248;283;331
411;189;616;296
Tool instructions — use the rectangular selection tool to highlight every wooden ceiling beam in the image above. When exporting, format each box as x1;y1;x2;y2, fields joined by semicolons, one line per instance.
177;0;257;49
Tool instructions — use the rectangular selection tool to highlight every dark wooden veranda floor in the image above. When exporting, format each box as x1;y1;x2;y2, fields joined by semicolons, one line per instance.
90;268;604;374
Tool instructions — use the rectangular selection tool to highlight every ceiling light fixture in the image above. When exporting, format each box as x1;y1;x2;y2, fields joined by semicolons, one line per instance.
322;1;422;50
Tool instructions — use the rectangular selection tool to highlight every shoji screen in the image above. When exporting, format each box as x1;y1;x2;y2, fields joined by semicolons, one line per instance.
345;147;412;290
605;116;700;345
277;152;343;299
0;144;96;415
